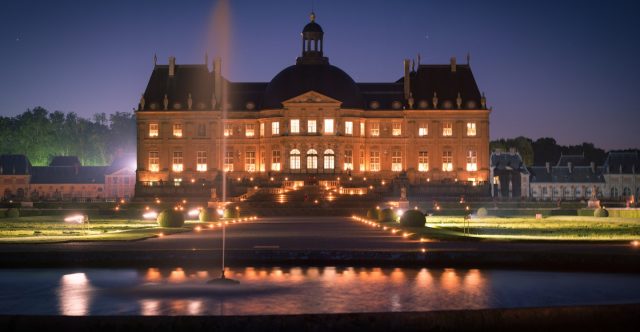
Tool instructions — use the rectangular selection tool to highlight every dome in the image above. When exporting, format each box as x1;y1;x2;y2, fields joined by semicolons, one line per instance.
303;21;323;33
263;63;364;109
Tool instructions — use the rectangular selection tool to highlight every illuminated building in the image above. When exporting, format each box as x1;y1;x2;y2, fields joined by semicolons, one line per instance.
135;13;491;199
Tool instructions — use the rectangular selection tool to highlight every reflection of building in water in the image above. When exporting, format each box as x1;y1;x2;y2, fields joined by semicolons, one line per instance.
58;272;92;316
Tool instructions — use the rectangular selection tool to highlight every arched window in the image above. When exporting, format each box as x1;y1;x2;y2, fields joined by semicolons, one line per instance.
324;149;335;170
290;149;301;170
623;187;631;197
307;149;318;170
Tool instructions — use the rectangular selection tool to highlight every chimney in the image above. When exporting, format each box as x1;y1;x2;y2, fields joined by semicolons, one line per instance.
168;56;177;77
568;162;573;173
545;162;550;173
450;57;457;72
591;162;596;173
403;59;411;100
214;57;222;108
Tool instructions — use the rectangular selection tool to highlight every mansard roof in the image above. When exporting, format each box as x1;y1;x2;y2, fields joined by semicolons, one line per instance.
0;154;32;175
603;151;640;174
556;154;590;167
529;165;604;183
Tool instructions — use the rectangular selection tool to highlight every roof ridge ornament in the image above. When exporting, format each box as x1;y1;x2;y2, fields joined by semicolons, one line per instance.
481;92;486;109
432;92;438;109
310;12;316;22
139;94;145;111
456;92;462;109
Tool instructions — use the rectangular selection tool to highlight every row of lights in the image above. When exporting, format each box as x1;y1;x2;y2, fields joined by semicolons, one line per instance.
351;215;427;253
159;216;259;238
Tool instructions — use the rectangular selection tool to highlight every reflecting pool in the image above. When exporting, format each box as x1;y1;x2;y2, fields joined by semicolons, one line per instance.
0;267;639;315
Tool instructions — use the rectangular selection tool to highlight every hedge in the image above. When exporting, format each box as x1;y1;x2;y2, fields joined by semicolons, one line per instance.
157;209;185;227
607;209;640;218
5;208;20;218
366;208;379;220
399;210;425;227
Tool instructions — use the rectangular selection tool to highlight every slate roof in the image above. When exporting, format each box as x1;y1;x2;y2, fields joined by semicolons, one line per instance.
529;166;604;183
556;154;589;167
490;152;529;174
603;151;640;174
138;21;484;112
0;154;32;175
49;156;81;167
405;64;483;110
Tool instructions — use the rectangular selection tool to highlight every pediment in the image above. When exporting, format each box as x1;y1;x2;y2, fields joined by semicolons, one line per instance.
282;91;342;106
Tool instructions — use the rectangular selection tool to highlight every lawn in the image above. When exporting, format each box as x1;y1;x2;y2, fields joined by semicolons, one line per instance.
0;216;192;243
422;216;640;241
372;215;640;242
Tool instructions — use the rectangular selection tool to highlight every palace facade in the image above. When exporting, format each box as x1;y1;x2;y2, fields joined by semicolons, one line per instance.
135;14;491;198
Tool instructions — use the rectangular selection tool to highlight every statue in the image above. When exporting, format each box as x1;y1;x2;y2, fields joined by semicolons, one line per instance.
188;93;193;110
400;186;407;201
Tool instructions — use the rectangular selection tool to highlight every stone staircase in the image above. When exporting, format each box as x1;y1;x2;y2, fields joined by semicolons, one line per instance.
237;185;381;216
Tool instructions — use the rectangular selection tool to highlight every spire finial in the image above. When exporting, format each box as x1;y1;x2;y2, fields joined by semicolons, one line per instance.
153;53;157;66
310;12;316;22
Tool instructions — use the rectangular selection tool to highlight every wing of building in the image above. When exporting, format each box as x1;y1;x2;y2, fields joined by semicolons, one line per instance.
135;13;491;200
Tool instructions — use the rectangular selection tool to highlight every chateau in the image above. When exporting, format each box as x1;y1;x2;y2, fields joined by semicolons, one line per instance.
135;14;491;200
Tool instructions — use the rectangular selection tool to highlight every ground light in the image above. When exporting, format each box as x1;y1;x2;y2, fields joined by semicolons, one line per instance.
143;211;158;219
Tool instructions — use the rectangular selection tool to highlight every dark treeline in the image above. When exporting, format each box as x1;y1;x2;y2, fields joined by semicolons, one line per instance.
490;136;631;166
0;107;135;166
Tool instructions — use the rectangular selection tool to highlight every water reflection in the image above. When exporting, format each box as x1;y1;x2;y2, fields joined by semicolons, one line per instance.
58;273;92;315
29;266;636;316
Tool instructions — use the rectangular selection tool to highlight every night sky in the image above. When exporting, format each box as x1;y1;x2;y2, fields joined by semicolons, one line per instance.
1;0;638;150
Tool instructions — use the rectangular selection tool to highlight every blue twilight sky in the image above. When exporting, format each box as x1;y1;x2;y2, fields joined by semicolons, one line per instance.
0;0;639;150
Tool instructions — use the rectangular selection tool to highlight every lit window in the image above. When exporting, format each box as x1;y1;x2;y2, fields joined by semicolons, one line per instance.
370;123;380;137
391;151;402;171
149;123;159;137
224;151;234;172
324;119;334;134
467;122;477;136
260;150;266;172
392;122;402;136
345;121;353;135
245;151;256;172
324;149;335;170
245;124;255;137
442;151;453;171
148;151;159;172
344;150;353;171
466;150;478;171
359;150;365;171
290;149;301;170
307;120;317;133
442;122;453;136
418;124;428;137
370;151;380;172
493;176;500;185
306;149;318;169
290;119;300;134
260;123;265;137
271;150;281;171
172;151;183;172
418;151;429;172
173;178;182;187
272;121;280;136
224;123;233;137
196;151;207;172
173;124;183;137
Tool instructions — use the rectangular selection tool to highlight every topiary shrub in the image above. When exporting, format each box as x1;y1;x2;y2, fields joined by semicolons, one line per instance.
378;208;396;222
594;208;609;218
400;210;425;227
199;208;218;222
366;208;379;220
223;208;239;218
157;209;185;227
5;208;20;218
476;207;488;218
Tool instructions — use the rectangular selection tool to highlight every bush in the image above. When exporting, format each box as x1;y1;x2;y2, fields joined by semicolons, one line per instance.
199;208;218;222
476;207;488;217
607;209;640;218
157;209;185;227
399;210;425;227
366;208;379;220
378;208;396;222
5;208;20;218
594;208;609;218
223;208;240;218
